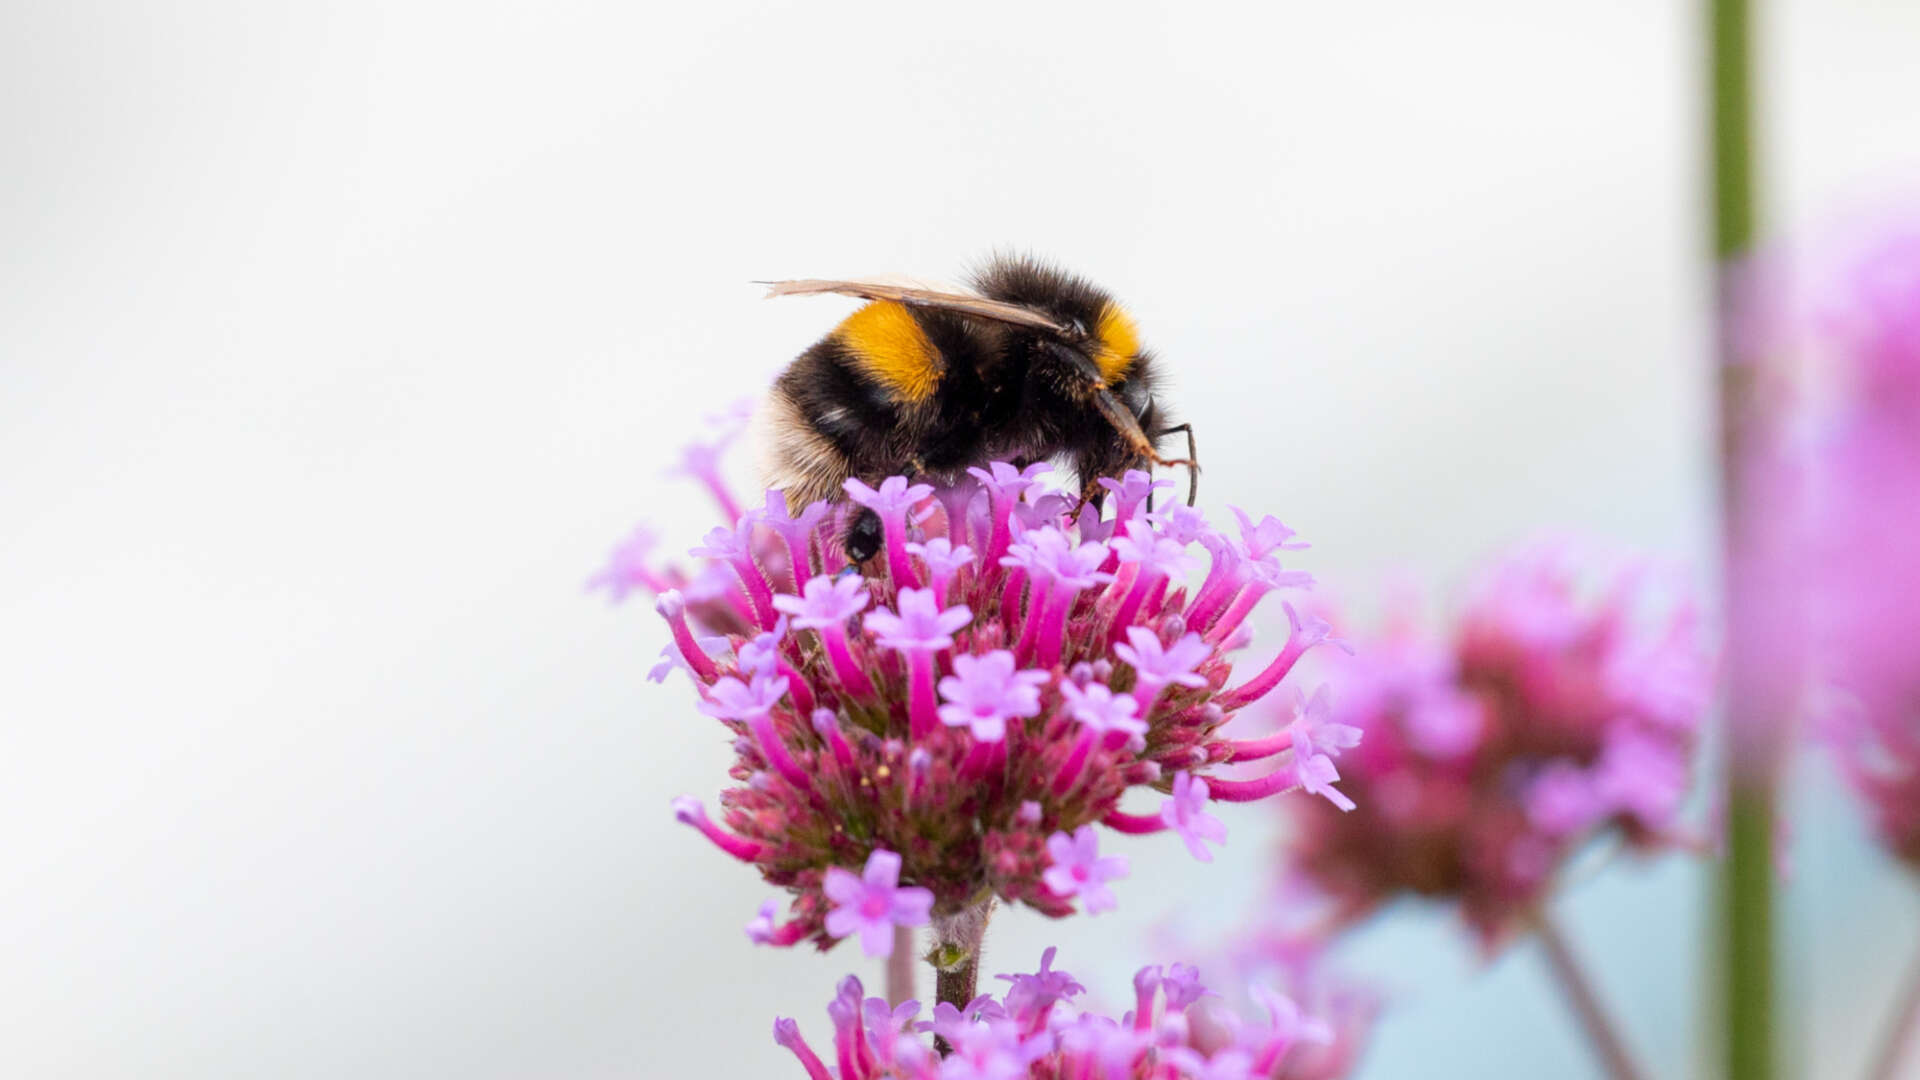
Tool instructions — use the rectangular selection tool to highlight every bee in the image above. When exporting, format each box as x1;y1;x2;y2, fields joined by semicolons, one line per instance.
753;256;1198;564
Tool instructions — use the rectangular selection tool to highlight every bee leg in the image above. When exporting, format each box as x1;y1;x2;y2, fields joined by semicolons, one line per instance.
844;506;884;566
1074;476;1108;518
1153;423;1200;507
1092;389;1200;506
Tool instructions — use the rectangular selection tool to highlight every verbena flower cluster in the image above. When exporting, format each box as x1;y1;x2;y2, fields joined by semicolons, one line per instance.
1275;543;1712;946
593;421;1348;957
773;947;1359;1080
1809;221;1920;868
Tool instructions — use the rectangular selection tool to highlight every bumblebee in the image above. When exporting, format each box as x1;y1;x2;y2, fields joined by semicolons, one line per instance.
753;256;1198;563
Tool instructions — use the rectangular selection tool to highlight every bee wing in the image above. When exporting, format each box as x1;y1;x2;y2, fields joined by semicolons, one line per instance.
758;278;1068;333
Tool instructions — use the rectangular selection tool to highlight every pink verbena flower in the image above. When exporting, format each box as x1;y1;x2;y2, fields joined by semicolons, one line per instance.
1162;771;1229;861
1059;679;1148;740
772;949;1360;1080
1275;541;1712;948
865;587;972;652
1168;874;1383;1080
605;429;1341;956
584;525;671;603
1781;215;1920;869
938;651;1049;742
823;849;934;957
1041;825;1129;914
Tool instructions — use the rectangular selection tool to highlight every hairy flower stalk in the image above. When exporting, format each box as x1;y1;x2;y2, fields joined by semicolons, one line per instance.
595;424;1347;1015
773;947;1363;1080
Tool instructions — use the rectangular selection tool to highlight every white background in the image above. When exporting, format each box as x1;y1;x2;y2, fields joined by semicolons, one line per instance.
4;2;1919;1077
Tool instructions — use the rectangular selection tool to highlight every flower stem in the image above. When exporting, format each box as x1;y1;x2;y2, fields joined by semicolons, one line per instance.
931;901;993;1055
1534;912;1650;1080
1708;0;1779;1076
934;950;980;1021
1867;935;1920;1080
886;925;916;1007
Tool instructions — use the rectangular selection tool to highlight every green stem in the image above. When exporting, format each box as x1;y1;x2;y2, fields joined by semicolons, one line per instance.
1707;1;1771;1079
1722;789;1776;1080
930;901;992;1056
1711;0;1757;261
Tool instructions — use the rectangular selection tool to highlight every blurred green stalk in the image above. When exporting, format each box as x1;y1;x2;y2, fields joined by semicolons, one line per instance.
1721;792;1774;1080
1709;1;1773;1079
1711;0;1756;261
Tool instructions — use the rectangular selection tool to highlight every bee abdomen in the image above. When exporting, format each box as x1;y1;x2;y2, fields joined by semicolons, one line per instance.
759;322;921;509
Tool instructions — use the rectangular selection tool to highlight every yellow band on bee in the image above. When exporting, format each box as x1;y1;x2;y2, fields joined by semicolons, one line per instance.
835;301;941;402
1094;303;1139;382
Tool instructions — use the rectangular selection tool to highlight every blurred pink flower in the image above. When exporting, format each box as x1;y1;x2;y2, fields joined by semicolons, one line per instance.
1808;218;1920;868
1275;542;1712;948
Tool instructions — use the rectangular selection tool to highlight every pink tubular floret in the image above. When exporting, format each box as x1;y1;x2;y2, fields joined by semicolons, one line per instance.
671;796;765;862
1207;769;1304;803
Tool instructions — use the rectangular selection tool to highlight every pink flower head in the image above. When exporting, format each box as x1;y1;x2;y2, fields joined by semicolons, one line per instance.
1524;762;1605;838
697;670;790;722
585;525;665;603
745;899;778;943
773;572;870;628
995;946;1087;1020
1004;527;1113;593
1230;506;1310;559
1097;469;1175;520
745;898;802;946
1147;503;1212;546
938;651;1049;742
753;491;833;577
689;520;754;563
670;430;744;521
1162;771;1229;861
736;617;789;678
1268;686;1362;812
775;948;1364;1080
823;849;934;957
1250;983;1335;1048
1791;214;1920;869
865;588;972;653
1593;725;1690;828
966;460;1053;503
1161;962;1213;1009
906;536;975;580
1042;826;1130;914
1816;223;1920;402
1278;541;1709;947
1116;626;1212;693
1060;680;1147;739
601;434;1340;952
844;475;935;518
1293;752;1356;812
1011;493;1074;534
1112;518;1201;579
1401;690;1486;760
